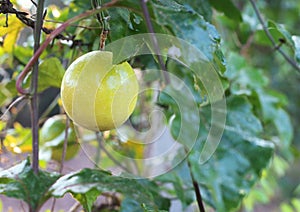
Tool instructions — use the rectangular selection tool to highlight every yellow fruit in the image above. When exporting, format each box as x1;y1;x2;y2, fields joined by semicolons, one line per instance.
60;51;138;131
40;115;79;161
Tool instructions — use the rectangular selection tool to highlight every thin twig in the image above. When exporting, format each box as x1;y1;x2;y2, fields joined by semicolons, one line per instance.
30;0;45;174
95;132;131;173
139;0;170;84
0;95;27;121
50;198;57;212
249;0;300;73
0;0;71;40
59;116;70;173
187;158;206;212
15;0;119;95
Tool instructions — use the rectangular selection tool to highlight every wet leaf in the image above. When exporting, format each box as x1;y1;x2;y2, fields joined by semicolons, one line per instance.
0;158;60;211
189;96;274;211
49;168;168;212
150;0;224;68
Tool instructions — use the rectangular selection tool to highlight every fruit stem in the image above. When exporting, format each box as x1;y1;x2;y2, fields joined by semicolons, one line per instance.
92;0;110;50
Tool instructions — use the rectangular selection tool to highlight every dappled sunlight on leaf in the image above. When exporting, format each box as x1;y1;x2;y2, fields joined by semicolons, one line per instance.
0;15;24;53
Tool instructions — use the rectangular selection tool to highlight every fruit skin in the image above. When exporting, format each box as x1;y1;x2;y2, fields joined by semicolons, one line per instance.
60;51;138;131
40;115;79;161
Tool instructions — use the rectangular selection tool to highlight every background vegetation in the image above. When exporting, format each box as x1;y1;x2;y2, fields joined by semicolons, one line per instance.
0;0;299;211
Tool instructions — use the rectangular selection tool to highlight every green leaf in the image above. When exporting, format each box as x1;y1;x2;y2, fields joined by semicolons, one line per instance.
49;168;167;211
225;53;269;96
141;203;169;212
273;108;293;149
256;89;286;121
0;90;7;106
149;0;225;72
268;20;295;48
254;20;294;49
0;158;60;211
13;46;34;65
24;57;65;92
72;188;101;212
280;202;294;212
113;0;142;13
292;198;300;211
0;74;18;107
292;35;300;64
189;96;274;211
120;198;144;212
108;4;170;42
295;184;300;196
208;0;242;22
120;198;169;212
225;53;293;150
177;0;212;21
38;57;65;89
157;73;200;150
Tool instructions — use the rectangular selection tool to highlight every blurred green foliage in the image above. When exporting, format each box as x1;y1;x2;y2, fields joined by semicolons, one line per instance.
0;0;299;211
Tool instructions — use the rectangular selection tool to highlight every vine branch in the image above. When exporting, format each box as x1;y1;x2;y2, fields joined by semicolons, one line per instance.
30;0;45;174
139;0;170;85
95;132;131;173
249;0;300;73
15;0;119;95
187;158;206;212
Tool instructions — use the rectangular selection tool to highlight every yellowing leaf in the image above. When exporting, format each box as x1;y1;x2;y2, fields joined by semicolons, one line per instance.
3;122;32;154
0;14;24;53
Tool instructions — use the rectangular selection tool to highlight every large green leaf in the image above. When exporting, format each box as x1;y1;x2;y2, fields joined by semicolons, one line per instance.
226;53;293;151
49;168;169;211
149;0;225;73
189;96;274;211
0;158;60;211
